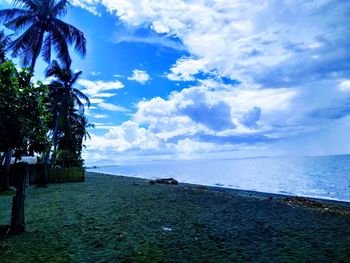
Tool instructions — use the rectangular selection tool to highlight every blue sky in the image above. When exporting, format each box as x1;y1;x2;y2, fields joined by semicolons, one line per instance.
1;0;350;164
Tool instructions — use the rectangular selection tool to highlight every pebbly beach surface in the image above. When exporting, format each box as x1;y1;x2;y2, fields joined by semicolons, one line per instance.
0;172;350;262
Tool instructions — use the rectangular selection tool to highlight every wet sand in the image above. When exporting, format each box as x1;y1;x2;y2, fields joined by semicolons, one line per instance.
0;172;349;262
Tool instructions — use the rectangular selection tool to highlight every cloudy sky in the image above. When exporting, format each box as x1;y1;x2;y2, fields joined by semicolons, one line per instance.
1;0;350;164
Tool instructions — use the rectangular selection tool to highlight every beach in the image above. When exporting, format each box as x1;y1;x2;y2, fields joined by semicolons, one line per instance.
1;172;350;262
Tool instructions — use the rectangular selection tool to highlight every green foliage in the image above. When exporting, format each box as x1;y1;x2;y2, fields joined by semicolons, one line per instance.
54;149;84;168
0;61;51;156
0;1;91;169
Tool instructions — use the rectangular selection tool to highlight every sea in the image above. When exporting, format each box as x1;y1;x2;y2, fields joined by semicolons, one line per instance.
87;154;350;202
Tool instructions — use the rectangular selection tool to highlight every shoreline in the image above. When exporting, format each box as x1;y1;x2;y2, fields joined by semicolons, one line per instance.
87;171;350;206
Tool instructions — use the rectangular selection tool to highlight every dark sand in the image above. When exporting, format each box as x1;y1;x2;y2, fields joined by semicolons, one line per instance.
0;172;350;262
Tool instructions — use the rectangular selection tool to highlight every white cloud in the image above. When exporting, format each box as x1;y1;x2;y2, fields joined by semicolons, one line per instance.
78;79;124;98
94;125;120;130
90;71;101;76
127;69;150;84
78;79;127;114
83;78;350;162
74;0;349;85
98;102;129;112
73;0;350;162
114;34;186;51
113;74;124;78
70;0;101;16
84;81;302;161
167;57;208;81
86;121;160;153
89;98;104;104
339;80;350;92
176;138;217;154
85;109;108;119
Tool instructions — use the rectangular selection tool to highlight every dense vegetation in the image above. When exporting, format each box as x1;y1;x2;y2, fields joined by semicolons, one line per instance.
0;0;90;233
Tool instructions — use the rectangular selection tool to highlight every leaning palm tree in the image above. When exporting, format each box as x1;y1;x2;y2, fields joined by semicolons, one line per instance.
45;60;89;165
0;0;86;71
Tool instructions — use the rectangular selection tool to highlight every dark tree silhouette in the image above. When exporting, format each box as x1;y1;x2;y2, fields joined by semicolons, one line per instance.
0;30;11;63
45;60;90;166
0;0;86;71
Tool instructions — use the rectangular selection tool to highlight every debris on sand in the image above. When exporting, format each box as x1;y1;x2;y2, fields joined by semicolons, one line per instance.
281;196;350;216
149;178;179;185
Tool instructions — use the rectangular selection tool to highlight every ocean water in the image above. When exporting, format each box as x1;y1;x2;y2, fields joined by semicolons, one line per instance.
87;155;350;202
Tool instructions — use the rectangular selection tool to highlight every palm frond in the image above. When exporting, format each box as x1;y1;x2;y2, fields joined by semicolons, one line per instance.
52;0;69;17
4;14;35;31
45;59;62;78
0;8;32;23
72;87;90;107
48;80;64;92
9;22;40;64
30;24;45;69
41;33;52;64
53;18;87;57
0;31;11;61
12;0;40;12
70;70;82;85
49;25;71;67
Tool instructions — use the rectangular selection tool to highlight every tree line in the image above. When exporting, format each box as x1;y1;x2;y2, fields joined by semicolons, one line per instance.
0;0;92;191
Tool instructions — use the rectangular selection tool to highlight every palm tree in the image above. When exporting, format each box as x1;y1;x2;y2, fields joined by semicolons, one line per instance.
46;60;89;110
55;111;94;167
45;60;89;165
0;0;86;71
71;114;94;156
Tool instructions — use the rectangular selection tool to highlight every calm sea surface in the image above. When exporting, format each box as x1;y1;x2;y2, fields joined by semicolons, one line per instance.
87;155;350;202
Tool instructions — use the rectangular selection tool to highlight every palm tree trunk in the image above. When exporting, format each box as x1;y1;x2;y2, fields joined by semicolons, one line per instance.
0;152;4;166
51;112;61;165
41;112;60;185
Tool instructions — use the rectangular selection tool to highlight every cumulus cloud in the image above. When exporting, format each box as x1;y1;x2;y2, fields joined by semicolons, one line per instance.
241;107;261;129
83;79;350;162
72;0;350;161
84;81;304;161
73;0;350;86
127;69;150;84
86;121;160;153
167;57;208;81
